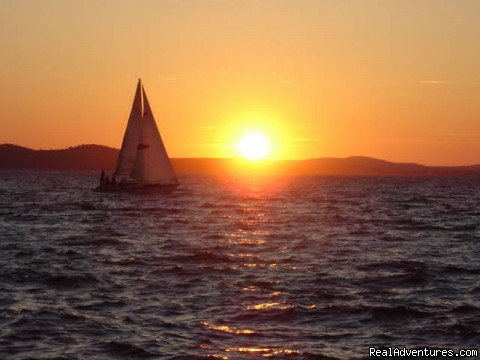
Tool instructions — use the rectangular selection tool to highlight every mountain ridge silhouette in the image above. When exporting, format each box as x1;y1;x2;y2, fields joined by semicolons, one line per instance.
2;143;480;176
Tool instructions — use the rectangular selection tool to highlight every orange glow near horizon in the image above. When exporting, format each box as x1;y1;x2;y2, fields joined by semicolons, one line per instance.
1;1;480;165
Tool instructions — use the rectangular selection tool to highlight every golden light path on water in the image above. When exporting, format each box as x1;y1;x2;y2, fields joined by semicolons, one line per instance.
201;322;256;335
198;174;314;359
226;347;302;357
247;302;291;311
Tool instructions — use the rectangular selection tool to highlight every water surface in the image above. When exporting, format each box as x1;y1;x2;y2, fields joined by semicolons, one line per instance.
0;171;479;359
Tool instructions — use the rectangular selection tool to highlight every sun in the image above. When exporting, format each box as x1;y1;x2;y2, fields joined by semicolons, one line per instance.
237;132;271;160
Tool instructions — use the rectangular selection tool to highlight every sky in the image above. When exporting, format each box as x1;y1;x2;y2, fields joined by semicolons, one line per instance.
1;0;479;165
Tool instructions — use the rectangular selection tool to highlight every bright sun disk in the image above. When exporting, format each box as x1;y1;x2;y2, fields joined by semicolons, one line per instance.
237;132;271;160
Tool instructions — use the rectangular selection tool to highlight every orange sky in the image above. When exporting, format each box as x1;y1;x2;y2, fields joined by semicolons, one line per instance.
1;0;480;165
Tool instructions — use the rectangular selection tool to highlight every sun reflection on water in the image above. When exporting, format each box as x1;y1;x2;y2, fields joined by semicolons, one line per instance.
247;301;294;311
201;322;256;335
198;175;300;359
226;346;301;357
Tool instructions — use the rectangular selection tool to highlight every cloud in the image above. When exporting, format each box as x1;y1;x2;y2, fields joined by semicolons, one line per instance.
176;142;224;148
293;138;323;143
447;132;480;139
419;80;460;85
294;125;320;130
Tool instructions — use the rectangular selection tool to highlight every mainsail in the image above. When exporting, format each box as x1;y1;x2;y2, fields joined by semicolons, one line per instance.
130;86;178;185
115;79;178;186
114;80;142;178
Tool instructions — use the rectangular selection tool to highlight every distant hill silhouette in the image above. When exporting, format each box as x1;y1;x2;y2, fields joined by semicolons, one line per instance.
2;143;480;176
0;144;118;171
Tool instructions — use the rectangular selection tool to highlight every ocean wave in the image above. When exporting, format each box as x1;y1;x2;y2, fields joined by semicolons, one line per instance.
98;340;157;358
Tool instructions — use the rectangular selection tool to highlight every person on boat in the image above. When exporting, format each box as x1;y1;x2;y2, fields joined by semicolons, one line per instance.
105;175;111;185
100;170;105;185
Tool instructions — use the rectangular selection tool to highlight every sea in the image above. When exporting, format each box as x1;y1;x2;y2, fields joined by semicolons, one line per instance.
0;171;479;359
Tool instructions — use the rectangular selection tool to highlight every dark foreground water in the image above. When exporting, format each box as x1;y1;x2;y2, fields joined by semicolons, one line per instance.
0;171;479;359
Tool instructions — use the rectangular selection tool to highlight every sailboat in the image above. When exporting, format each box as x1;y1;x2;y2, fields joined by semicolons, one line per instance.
95;79;178;192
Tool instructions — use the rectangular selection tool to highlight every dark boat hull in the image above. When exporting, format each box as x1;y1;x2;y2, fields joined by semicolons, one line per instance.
93;182;179;193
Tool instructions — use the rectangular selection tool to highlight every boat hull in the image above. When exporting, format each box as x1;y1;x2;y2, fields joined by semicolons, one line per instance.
93;182;179;193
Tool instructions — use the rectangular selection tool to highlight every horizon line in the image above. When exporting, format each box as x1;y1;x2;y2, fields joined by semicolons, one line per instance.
2;142;480;168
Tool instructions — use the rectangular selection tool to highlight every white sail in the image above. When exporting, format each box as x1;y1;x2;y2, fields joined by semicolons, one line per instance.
114;80;142;178
130;84;178;185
